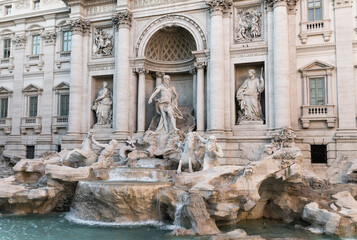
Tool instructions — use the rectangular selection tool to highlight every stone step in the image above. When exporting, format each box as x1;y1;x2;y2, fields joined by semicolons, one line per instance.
108;167;175;182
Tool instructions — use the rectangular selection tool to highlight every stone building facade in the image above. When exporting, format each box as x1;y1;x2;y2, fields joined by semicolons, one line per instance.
0;0;356;171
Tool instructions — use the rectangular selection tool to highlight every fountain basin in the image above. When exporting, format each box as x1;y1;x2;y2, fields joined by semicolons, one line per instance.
71;180;173;223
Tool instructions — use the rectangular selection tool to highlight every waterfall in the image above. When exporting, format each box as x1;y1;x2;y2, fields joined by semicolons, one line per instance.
173;192;189;227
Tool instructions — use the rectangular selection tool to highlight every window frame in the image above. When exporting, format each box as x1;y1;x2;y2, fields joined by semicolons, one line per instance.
28;95;38;117
62;31;71;52
31;35;41;55
307;0;322;22
22;84;42;118
308;76;326;106
5;5;12;16
59;93;69;116
0;97;8;119
3;38;11;59
33;0;40;10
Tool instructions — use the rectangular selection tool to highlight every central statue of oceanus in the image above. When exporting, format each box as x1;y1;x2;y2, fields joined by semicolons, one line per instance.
148;75;183;133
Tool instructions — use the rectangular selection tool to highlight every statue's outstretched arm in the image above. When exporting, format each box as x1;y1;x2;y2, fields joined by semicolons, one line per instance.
92;138;105;149
196;134;207;144
148;87;161;103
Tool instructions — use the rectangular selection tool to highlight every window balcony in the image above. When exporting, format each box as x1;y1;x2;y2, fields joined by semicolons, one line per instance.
52;116;68;133
300;104;336;128
299;20;332;44
0;118;11;134
0;57;14;74
20;116;41;134
25;54;44;71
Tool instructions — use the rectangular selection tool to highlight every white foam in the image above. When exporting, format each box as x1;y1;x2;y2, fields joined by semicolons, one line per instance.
65;212;176;230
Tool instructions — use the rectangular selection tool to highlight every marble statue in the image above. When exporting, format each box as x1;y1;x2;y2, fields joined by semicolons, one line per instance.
177;132;202;173
62;130;97;166
196;134;223;171
148;75;183;133
94;29;113;56
92;81;112;126
235;8;262;42
236;68;264;122
92;138;118;168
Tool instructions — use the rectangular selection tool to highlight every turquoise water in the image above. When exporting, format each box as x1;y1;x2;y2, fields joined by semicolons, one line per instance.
0;213;355;240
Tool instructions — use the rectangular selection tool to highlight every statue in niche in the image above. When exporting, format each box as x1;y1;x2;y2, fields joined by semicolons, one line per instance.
94;29;113;56
235;8;262;42
148;75;183;133
92;81;112;127
236;68;264;123
196;134;223;171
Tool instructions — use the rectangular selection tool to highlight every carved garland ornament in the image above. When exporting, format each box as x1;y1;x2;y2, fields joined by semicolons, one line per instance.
136;15;207;56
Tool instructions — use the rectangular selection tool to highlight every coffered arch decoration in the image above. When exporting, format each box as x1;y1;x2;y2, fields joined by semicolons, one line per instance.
136;14;207;57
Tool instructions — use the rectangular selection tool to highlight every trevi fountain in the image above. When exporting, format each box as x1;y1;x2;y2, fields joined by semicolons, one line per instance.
0;0;357;239
0;73;356;239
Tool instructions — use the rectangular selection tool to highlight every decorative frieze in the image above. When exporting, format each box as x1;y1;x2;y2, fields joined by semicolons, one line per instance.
133;0;185;7
205;0;232;15
112;10;132;30
86;4;116;16
334;0;353;9
234;6;262;43
68;18;90;35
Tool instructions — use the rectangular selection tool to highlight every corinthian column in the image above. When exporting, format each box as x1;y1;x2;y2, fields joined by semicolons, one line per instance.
195;61;206;133
112;11;132;135
67;17;90;134
269;0;291;128
205;0;232;133
136;68;148;133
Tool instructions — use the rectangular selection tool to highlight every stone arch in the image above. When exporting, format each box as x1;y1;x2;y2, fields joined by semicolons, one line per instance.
136;14;207;57
26;24;44;31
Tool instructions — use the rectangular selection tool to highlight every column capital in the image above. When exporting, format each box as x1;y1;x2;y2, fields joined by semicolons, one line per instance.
12;34;26;49
151;71;164;78
265;0;297;8
112;10;133;30
205;0;232;16
41;31;57;45
194;61;207;69
135;67;149;74
68;17;90;35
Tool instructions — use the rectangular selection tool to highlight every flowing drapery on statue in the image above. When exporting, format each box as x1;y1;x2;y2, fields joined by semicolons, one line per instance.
148;75;183;133
236;68;264;122
92;81;112;127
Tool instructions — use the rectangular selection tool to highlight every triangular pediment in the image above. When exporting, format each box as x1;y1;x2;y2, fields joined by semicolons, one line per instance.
53;82;70;90
299;60;334;72
23;84;43;93
0;87;13;95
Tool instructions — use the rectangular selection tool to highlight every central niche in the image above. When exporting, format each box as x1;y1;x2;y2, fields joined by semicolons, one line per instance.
145;26;196;62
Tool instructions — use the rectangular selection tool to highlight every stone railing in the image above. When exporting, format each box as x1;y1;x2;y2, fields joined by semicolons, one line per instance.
300;104;336;128
52;116;68;133
0;118;11;134
20;116;42;134
0;57;14;74
299;20;332;44
25;54;44;71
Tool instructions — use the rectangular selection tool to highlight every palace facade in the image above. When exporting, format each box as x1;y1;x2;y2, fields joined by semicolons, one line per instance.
0;0;356;174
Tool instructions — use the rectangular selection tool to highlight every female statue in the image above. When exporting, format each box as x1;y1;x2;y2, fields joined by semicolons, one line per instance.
92;81;112;126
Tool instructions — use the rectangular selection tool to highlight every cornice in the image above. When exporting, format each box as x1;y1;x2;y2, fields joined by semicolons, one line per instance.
296;43;336;54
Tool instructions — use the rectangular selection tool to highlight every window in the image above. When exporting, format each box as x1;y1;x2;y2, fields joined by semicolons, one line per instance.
26;146;35;159
309;77;325;105
59;94;69;116
32;35;40;55
29;96;38;117
5;6;12;16
34;1;40;10
0;98;8;118
3;39;10;58
311;145;327;164
308;0;322;21
62;31;71;52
